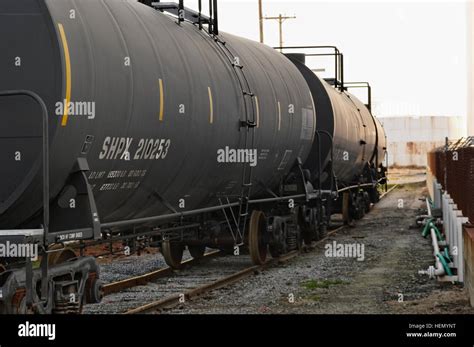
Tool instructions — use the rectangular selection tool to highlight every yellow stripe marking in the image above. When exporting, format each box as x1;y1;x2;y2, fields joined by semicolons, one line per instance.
58;23;72;127
309;92;317;141
277;101;282;131
208;87;214;124
254;96;260;128
159;78;164;121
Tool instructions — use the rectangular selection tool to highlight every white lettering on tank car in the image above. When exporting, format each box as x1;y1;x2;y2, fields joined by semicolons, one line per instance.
99;137;171;161
88;171;106;180
57;232;84;242
127;170;147;178
107;170;128;179
134;138;171;160
258;149;270;161
98;181;141;192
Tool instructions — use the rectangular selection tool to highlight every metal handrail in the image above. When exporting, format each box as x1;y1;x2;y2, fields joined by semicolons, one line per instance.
344;82;372;111
0;90;50;308
0;90;49;244
314;130;336;196
274;45;344;92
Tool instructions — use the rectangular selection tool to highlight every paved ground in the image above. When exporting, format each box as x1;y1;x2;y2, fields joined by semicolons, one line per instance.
388;167;426;185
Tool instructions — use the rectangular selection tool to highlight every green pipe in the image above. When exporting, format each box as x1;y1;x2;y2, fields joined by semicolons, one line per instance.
422;220;444;241
444;248;452;263
436;253;453;276
422;219;433;238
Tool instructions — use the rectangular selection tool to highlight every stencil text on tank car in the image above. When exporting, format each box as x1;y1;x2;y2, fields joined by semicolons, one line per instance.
99;137;171;161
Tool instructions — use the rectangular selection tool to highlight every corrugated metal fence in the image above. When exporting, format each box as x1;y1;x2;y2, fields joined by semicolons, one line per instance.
428;139;474;224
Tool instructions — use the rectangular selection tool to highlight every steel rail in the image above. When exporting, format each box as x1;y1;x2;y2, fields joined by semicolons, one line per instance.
124;225;346;314
103;250;221;295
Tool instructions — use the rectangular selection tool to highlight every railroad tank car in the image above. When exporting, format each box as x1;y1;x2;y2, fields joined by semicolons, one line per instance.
0;0;387;314
288;54;387;188
0;0;314;232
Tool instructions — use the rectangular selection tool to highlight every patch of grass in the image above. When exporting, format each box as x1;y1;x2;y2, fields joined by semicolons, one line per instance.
307;294;321;302
302;279;349;290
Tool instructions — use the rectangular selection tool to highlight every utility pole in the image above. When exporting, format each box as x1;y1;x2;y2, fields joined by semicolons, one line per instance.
468;0;474;135
263;14;296;51
258;0;264;43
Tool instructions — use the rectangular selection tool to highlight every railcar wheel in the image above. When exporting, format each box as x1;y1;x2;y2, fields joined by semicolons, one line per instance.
188;245;206;259
162;240;184;269
369;187;380;204
48;245;77;266
354;194;365;220
16;296;30;315
342;192;354;226
86;277;104;304
319;224;328;239
296;228;304;251
249;210;268;265
298;207;319;245
269;219;286;258
363;192;371;213
318;205;328;238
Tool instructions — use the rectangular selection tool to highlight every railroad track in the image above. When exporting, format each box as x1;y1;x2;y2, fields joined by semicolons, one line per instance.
380;184;399;199
90;185;400;314
100;225;348;299
103;250;221;296
123;225;345;314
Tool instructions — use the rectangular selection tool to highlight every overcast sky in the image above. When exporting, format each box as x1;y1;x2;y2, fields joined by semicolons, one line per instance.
192;0;468;118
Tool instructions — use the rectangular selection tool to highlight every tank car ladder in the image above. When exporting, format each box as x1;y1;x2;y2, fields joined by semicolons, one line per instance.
167;0;257;245
211;36;258;245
